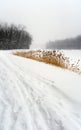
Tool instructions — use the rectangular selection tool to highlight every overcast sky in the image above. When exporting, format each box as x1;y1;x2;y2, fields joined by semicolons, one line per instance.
0;0;81;48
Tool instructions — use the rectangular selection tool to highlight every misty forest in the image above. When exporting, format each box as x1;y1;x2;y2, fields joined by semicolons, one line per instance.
0;23;32;49
46;35;81;49
0;23;81;49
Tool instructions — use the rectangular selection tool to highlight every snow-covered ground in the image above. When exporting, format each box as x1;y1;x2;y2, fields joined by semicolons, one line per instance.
63;50;81;69
0;50;81;130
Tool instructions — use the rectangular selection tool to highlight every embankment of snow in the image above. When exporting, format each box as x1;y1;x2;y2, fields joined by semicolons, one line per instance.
0;50;81;130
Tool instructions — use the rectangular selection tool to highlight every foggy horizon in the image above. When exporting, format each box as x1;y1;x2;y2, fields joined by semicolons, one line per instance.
0;0;81;48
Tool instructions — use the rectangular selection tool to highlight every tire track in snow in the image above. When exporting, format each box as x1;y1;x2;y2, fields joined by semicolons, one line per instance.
0;52;81;130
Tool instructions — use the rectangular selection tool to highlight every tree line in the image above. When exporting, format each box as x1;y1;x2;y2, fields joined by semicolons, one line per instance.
0;23;32;49
46;35;81;49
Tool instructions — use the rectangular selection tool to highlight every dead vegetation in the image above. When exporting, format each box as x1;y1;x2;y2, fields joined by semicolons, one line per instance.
14;50;81;74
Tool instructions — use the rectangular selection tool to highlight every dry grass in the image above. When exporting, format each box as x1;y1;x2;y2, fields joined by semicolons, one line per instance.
13;50;81;74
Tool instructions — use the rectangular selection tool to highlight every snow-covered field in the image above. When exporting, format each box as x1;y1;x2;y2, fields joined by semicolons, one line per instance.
0;50;81;130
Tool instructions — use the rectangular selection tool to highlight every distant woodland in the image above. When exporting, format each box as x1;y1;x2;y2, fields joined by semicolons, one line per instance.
46;35;81;49
0;23;32;49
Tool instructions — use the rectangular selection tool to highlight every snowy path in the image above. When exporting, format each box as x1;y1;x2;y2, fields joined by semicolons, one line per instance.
0;51;81;130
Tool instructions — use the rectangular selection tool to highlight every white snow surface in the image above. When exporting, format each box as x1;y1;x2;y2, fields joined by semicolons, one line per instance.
63;50;81;69
0;50;81;130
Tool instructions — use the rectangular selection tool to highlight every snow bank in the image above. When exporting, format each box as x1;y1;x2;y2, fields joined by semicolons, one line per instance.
0;50;81;130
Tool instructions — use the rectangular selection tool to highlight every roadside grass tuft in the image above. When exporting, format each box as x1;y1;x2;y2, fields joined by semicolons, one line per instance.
13;50;81;74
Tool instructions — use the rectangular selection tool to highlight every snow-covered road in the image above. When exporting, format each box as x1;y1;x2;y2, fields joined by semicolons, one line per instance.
0;51;81;130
